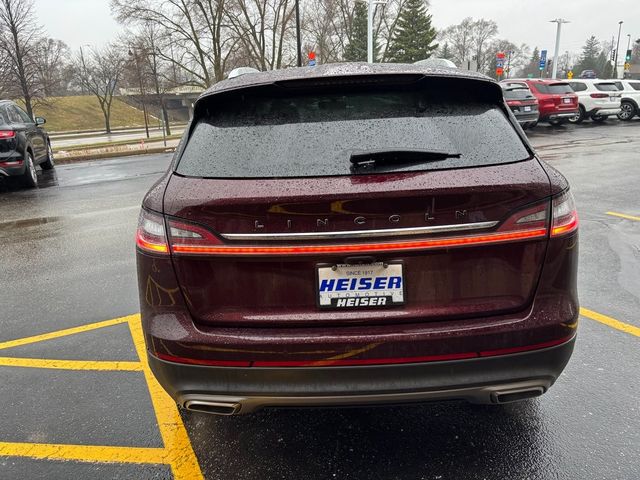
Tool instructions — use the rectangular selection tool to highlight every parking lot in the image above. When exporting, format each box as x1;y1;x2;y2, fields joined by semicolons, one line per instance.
0;119;639;479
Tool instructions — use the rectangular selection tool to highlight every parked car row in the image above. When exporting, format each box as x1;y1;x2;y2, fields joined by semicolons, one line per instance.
500;78;640;129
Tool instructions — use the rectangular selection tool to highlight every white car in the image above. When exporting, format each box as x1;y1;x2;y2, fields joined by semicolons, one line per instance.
567;79;622;124
611;79;640;121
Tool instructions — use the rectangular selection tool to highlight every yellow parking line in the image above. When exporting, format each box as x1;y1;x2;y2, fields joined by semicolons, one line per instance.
128;317;204;480
606;211;640;222
580;308;640;338
0;441;167;465
0;357;142;371
0;315;135;351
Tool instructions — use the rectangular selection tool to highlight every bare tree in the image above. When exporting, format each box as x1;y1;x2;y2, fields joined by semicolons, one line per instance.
75;45;126;134
470;18;498;72
111;0;233;86
227;0;297;70
302;0;343;64
34;38;70;97
439;17;475;67
0;0;43;117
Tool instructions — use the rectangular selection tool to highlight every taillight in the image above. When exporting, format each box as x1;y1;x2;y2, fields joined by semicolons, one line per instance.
506;100;521;107
551;190;578;237
135;209;169;254
0;130;15;139
167;218;224;254
501;201;549;233
590;93;608;98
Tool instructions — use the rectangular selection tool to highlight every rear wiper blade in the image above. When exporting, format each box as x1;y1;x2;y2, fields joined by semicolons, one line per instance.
349;149;461;168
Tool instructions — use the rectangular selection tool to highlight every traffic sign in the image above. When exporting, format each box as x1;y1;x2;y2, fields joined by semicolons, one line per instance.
496;67;504;76
539;50;547;70
567;70;574;79
309;51;316;67
624;62;631;71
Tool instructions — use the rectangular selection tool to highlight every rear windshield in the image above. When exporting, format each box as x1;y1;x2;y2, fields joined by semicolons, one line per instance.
502;88;534;100
177;87;529;178
595;83;619;92
533;83;573;94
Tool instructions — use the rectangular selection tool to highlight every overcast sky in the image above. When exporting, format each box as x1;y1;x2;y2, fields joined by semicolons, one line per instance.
35;0;639;57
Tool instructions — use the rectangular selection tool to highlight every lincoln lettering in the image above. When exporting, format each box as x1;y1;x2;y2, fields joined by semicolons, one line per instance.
320;276;403;292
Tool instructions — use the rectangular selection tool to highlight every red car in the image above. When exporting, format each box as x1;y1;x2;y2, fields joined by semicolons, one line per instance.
136;64;579;416
516;79;579;125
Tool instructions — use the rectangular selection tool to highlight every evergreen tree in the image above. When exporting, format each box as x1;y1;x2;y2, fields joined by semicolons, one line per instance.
519;47;540;77
596;50;613;78
343;2;371;62
575;36;601;73
387;0;438;63
439;42;453;60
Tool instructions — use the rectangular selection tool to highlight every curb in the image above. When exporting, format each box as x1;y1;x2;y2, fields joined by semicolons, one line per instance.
55;147;176;164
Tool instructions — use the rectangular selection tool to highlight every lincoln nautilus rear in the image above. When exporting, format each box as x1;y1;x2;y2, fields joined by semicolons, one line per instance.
135;63;579;416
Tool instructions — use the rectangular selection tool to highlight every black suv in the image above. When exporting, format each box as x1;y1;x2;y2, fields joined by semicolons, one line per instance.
0;100;53;188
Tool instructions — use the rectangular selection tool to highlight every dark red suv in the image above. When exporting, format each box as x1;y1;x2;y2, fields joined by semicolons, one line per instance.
519;79;579;125
136;64;579;416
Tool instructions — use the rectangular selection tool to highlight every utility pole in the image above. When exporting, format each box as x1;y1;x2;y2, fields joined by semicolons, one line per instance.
613;21;623;79
550;19;570;79
129;48;150;139
295;0;302;67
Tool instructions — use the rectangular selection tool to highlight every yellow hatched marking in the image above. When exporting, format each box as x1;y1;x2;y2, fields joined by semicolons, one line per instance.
580;308;640;338
0;357;142;371
0;315;134;351
0;442;167;465
606;211;640;222
128;316;204;480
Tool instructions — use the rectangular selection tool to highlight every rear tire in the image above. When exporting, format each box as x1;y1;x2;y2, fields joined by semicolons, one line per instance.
590;114;607;123
567;106;585;124
529;121;538;128
617;101;637;121
548;119;565;127
40;142;55;170
21;152;38;188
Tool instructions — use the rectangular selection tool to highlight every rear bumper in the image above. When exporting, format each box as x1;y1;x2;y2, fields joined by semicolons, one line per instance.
148;335;575;414
514;112;539;123
542;112;578;121
588;107;621;117
0;156;25;177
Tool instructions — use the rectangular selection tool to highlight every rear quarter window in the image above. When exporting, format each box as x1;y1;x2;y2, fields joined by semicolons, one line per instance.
569;82;587;92
177;84;530;179
630;82;640;91
595;83;619;92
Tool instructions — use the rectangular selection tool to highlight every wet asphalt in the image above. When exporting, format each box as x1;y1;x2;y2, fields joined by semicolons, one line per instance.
0;119;639;479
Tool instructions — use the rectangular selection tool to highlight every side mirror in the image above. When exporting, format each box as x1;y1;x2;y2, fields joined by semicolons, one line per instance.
35;117;46;126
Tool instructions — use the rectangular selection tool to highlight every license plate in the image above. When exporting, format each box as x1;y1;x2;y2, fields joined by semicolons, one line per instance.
524;106;532;112
563;98;571;104
317;262;404;308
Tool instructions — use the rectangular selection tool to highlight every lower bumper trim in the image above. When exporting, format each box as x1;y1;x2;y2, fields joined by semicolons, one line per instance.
149;336;576;414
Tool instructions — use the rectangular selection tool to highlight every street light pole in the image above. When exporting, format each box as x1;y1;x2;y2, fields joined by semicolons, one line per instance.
295;0;302;67
550;19;569;79
613;21;623;79
367;0;373;63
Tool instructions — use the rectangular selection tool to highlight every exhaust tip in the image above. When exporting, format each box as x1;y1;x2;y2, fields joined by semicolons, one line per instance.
184;400;241;416
492;387;545;404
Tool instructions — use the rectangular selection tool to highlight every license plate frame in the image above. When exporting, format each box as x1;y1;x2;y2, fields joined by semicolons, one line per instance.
316;262;406;309
524;106;532;112
562;98;572;104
